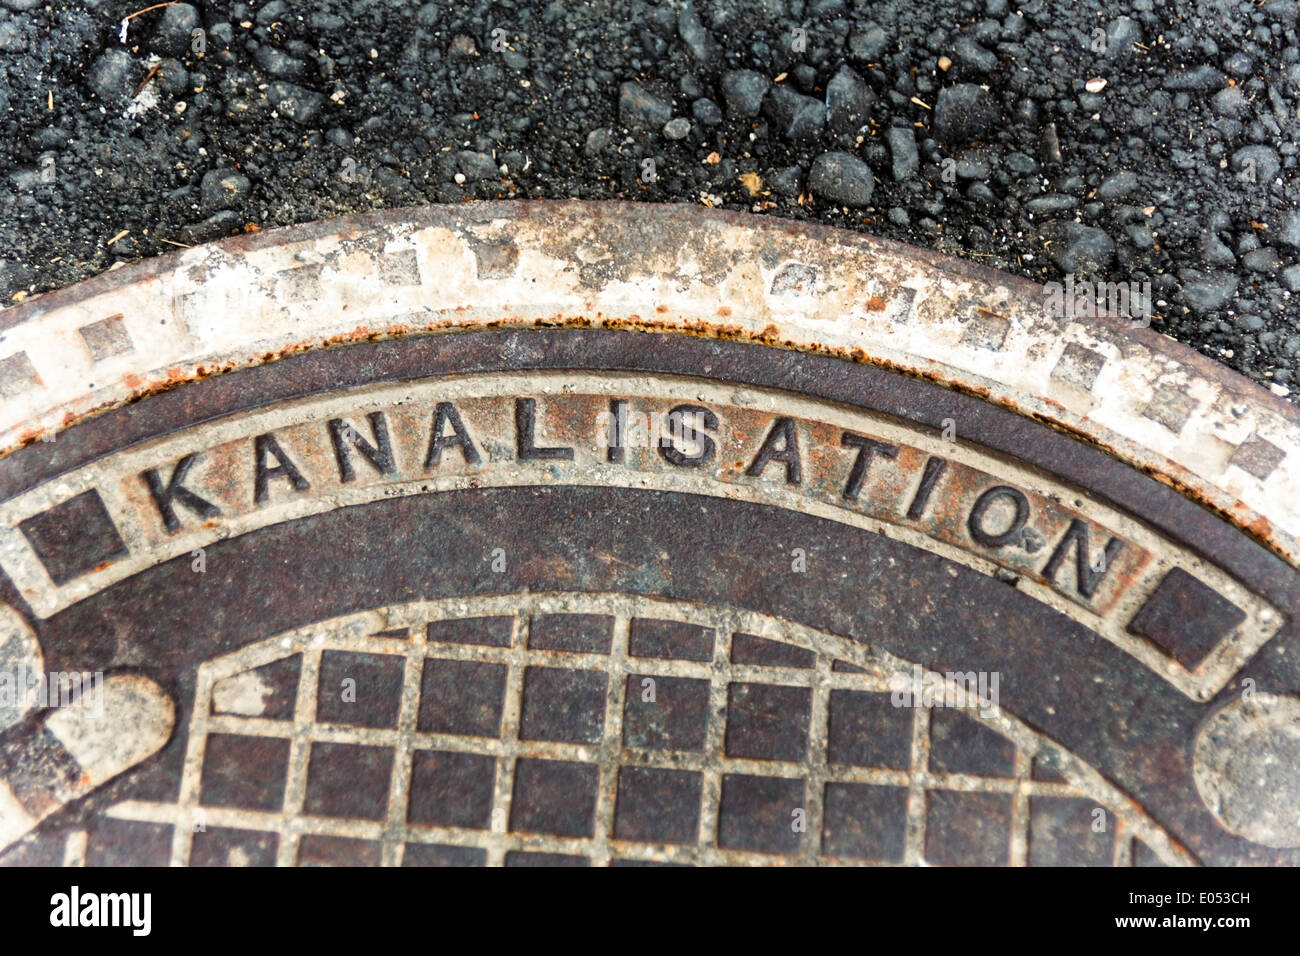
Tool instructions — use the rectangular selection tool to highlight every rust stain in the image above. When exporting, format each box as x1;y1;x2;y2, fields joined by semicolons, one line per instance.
866;295;888;311
7;308;1291;566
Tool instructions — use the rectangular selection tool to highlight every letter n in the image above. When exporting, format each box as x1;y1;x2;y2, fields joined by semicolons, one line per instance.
328;412;396;482
1041;519;1123;599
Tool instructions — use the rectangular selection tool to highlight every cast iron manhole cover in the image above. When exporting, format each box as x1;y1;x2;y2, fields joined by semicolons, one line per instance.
0;202;1296;867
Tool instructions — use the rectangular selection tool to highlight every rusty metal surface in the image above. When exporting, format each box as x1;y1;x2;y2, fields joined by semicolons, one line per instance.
0;201;1296;565
0;206;1297;867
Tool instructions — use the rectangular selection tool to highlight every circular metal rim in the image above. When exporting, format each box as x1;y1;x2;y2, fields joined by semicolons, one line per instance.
1;200;1296;565
0;324;1297;864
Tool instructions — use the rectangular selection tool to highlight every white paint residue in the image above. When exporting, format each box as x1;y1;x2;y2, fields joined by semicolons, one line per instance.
211;670;273;717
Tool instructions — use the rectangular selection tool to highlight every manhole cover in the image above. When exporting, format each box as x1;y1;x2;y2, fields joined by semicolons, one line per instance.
0;201;1296;867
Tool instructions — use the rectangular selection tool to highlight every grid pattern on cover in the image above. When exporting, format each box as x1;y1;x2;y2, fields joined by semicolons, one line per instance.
102;592;1188;867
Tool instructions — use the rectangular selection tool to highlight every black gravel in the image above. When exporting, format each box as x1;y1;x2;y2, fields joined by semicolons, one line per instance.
2;0;1300;398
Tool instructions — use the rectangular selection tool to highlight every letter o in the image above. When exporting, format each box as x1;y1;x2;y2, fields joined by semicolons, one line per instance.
967;485;1030;548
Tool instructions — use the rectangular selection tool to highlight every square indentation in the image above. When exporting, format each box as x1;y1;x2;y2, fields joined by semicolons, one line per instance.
316;651;405;729
85;818;173;866
960;308;1011;351
1050;343;1107;391
304;742;393;821
408;750;496;829
528;613;612;654
19;489;129;585
297;834;381;866
278;263;323;303
1142;385;1198;434
510;758;598;838
473;241;519;279
622;674;709;752
402;844;486;867
610;858;691;867
725;682;811;762
770;261;818;296
426;615;513;647
417;658;506;737
826;690;911;769
821;783;908;862
925;790;1013;865
504;851;590;867
1126;567;1246;670
628;618;714;661
730;633;815;669
78;314;133;361
200;734;290;812
928;708;1016;778
519;666;607;744
190;827;279;867
717;774;804;855
1028;796;1113;866
1030;750;1070;783
0;352;38;397
1229;433;1285;481
377;248;421;286
0;833;63;866
212;655;300;720
614;766;702;845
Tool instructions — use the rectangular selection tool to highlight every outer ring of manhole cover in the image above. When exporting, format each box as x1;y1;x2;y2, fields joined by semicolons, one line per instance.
0;201;1295;867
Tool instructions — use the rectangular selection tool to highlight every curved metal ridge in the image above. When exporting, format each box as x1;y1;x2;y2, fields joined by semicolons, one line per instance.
1;201;1296;565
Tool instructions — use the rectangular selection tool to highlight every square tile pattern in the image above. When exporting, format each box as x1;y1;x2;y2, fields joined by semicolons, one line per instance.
140;608;1137;867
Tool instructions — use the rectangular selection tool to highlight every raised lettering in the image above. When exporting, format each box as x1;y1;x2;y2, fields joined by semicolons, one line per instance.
1042;519;1123;598
968;485;1030;548
747;417;802;485
840;432;898;500
907;455;949;520
141;454;221;533
659;404;717;467
253;434;310;503
425;402;482;468
328;412;395;482
515;398;574;461
607;398;627;463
